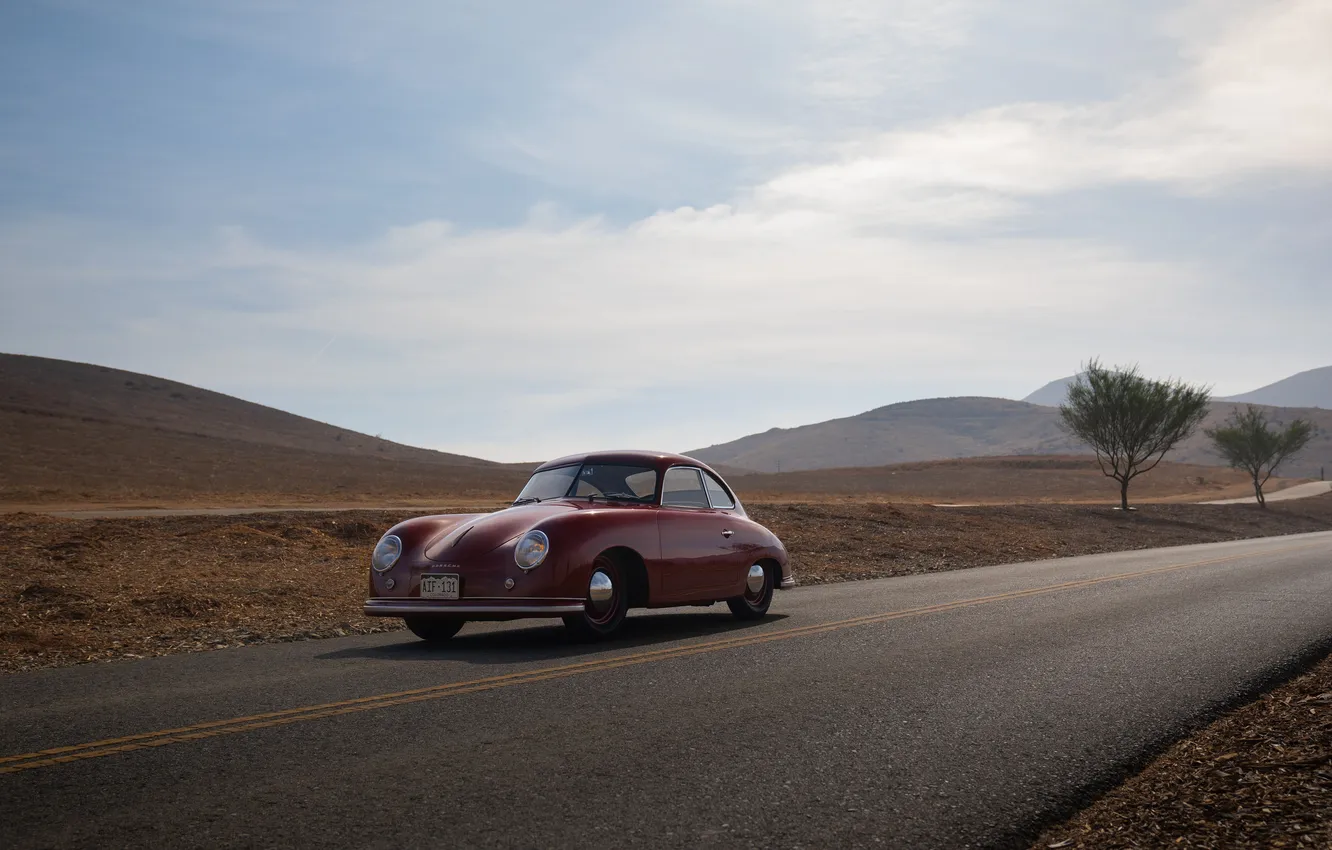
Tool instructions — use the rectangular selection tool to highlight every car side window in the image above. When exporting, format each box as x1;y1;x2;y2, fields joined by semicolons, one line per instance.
661;467;709;508
702;471;735;509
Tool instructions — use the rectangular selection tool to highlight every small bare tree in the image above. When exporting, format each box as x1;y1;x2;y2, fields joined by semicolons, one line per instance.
1205;405;1314;508
1059;360;1212;510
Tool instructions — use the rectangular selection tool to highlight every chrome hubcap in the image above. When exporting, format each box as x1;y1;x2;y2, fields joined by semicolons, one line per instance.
588;570;614;610
746;564;766;594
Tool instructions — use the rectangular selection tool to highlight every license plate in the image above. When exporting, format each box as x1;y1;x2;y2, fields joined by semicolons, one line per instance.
420;574;460;600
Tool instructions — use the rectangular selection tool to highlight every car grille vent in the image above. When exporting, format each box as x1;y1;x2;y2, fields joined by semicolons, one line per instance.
452;526;472;547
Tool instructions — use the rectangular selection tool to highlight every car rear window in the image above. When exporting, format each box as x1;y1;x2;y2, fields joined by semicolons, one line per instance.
703;471;735;509
572;464;658;502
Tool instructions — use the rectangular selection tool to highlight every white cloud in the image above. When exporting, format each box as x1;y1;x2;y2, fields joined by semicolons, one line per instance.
469;0;980;198
768;0;1332;219
5;0;1331;461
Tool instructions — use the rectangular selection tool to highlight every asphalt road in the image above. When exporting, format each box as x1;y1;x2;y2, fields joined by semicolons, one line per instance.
3;533;1331;849
1201;480;1332;505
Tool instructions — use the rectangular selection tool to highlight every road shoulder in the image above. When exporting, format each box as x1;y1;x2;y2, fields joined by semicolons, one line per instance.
1033;646;1332;849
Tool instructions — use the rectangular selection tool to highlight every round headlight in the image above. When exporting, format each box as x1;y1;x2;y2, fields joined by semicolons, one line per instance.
514;530;550;570
372;535;402;572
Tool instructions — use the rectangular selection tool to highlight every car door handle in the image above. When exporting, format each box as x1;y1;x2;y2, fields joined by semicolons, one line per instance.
721;529;733;538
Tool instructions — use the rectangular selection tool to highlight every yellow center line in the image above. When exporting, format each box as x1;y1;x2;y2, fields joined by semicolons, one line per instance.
1;540;1321;776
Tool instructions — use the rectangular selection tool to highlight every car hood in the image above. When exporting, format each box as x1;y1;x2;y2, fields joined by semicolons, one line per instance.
423;501;583;562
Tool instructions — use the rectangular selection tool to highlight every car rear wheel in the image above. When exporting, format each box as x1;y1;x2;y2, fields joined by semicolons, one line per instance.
563;554;628;640
404;615;465;642
727;563;773;620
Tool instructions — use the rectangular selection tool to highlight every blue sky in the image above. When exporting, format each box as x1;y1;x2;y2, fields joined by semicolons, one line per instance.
3;0;1330;461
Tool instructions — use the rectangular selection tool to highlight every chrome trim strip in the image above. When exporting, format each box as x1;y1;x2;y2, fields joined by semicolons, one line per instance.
457;596;584;602
363;600;584;616
780;576;797;589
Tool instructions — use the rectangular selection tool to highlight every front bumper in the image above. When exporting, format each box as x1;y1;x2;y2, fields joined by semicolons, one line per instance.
363;598;585;618
780;575;797;589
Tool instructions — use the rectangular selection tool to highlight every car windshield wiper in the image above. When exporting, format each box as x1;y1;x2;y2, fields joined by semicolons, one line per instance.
511;496;545;506
585;492;647;503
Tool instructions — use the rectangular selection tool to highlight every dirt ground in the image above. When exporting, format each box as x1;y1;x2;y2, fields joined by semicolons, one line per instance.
729;455;1286;505
4;494;1331;673
745;495;1332;584
1033;649;1331;849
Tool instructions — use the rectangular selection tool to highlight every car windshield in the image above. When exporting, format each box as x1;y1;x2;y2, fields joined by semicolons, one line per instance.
514;465;580;503
514;462;658;504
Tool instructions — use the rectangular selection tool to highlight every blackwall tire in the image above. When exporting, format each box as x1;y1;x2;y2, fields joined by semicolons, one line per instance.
726;563;773;620
563;554;629;640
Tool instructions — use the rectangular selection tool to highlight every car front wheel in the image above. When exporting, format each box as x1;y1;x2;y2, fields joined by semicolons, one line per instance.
404;615;465;642
727;563;773;620
563;554;628;640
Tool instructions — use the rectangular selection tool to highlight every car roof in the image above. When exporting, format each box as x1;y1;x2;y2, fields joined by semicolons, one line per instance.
534;450;723;477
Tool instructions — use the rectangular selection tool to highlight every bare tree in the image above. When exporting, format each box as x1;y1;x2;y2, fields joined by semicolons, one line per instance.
1205;405;1314;508
1058;360;1212;510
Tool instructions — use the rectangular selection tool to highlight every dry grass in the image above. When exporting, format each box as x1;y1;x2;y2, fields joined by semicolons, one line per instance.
0;353;531;506
732;455;1284;505
747;494;1332;583
0;510;403;670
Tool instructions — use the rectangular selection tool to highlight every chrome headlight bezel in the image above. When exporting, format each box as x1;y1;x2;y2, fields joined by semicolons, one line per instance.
372;535;403;572
514;530;550;571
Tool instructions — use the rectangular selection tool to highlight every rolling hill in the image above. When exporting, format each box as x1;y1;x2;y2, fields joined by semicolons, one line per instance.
690;396;1332;479
6;353;1327;507
691;398;1078;472
0;354;529;505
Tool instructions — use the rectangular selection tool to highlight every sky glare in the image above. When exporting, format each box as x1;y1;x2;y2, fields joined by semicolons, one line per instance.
2;0;1330;460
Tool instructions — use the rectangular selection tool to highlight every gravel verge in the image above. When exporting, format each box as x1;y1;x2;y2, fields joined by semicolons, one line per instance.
1032;648;1331;849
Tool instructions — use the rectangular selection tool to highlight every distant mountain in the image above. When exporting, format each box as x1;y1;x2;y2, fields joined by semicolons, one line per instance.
0;353;527;505
1023;365;1332;410
689;395;1332;480
1022;374;1081;407
690;397;1081;473
1222;365;1332;409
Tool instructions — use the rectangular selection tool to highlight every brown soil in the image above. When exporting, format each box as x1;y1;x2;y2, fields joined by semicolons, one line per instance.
1033;649;1332;849
731;455;1289;505
746;494;1332;584
4;494;1331;673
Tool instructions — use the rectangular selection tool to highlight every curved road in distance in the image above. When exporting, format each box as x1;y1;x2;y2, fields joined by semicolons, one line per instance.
1201;480;1332;505
3;532;1331;849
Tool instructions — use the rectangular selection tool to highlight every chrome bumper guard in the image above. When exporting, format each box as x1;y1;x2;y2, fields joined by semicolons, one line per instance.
780;575;797;589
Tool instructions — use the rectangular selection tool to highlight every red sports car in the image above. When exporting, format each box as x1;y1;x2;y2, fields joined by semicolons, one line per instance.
364;450;793;641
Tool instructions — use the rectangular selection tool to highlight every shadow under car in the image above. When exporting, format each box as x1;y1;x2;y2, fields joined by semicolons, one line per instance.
318;609;792;666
